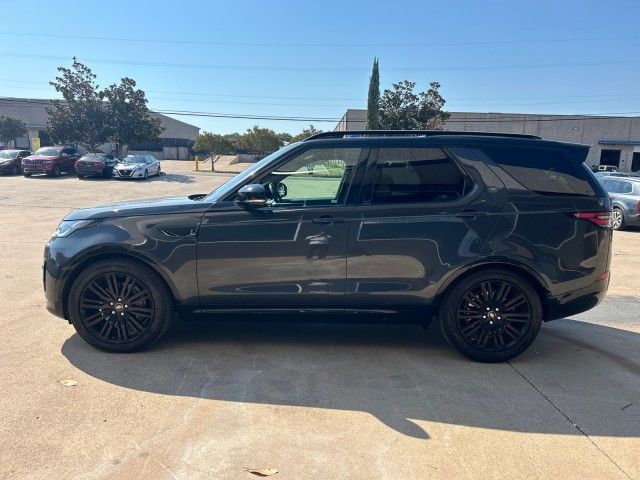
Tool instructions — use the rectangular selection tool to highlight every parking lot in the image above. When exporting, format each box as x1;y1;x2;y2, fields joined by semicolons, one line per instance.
0;161;638;480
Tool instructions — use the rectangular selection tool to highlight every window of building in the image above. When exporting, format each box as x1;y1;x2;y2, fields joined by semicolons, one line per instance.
480;146;595;196
370;148;469;204
599;149;621;168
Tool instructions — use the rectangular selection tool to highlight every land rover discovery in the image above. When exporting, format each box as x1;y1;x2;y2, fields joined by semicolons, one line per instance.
44;131;612;362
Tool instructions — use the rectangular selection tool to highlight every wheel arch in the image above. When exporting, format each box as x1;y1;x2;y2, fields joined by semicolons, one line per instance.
434;261;551;319
62;251;178;319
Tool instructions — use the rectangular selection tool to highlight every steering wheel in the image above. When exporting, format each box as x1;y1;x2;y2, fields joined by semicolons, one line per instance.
267;182;285;203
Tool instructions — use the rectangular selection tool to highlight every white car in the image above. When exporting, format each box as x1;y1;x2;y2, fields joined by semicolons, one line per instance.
113;155;161;180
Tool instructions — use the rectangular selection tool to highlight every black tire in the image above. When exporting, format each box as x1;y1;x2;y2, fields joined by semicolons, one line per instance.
612;207;625;230
439;269;543;363
23;173;31;177
144;169;148;180
51;166;61;177
68;259;174;352
77;174;84;179
11;164;18;175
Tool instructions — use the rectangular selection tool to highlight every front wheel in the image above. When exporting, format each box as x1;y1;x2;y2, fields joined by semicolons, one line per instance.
439;270;543;362
11;164;19;175
144;169;148;180
68;259;174;352
51;166;61;177
611;207;625;230
77;174;84;179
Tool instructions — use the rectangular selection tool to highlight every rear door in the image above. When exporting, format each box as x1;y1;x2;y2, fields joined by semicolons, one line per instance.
346;143;505;309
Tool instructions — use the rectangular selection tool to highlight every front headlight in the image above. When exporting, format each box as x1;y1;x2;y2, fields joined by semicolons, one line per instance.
52;220;98;238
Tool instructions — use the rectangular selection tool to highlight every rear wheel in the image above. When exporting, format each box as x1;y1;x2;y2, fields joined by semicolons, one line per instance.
611;207;625;230
77;174;84;179
68;259;174;352
439;270;543;362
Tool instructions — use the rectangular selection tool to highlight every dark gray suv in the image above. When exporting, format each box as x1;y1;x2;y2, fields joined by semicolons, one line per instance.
44;131;613;362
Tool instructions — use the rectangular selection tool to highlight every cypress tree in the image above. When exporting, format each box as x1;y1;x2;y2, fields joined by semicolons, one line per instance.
365;58;380;130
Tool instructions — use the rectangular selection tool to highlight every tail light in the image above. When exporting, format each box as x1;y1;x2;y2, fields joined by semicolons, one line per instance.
573;211;612;227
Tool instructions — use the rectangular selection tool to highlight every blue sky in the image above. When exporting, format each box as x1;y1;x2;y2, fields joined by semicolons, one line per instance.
1;0;640;134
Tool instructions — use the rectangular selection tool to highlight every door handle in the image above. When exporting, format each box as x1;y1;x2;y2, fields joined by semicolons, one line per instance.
312;216;345;224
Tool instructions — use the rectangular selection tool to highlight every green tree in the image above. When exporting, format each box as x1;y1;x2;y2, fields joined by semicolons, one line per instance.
223;132;241;149
365;58;380;130
235;126;283;155
193;132;235;171
277;132;293;144
379;80;449;130
289;125;323;143
46;58;110;150
103;77;163;157
0;115;27;147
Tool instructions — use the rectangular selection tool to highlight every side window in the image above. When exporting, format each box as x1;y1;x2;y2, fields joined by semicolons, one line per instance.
257;147;361;206
606;180;622;193
371;148;468;204
481;146;595;196
621;181;633;194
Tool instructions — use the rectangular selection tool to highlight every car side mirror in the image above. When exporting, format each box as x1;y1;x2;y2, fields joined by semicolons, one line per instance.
236;184;267;208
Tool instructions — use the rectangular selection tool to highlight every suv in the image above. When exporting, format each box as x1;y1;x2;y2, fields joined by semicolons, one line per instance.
44;131;612;362
22;146;81;177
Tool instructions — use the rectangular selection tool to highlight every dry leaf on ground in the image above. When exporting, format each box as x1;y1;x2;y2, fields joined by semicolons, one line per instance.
245;468;278;477
59;380;77;387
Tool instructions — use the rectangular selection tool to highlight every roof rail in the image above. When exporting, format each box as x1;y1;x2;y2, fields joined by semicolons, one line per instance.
305;130;541;141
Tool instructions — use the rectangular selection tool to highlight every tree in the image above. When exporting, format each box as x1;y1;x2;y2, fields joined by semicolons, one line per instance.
103;77;163;157
277;132;293;144
378;80;449;130
193;132;235;171
365;58;380;130
46;58;110;150
289;125;323;143
235;126;283;155
0;116;27;147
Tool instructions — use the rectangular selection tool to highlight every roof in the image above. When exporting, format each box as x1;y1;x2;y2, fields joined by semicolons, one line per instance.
0;97;200;140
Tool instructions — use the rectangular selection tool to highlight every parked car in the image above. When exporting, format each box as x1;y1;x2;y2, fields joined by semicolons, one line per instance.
594;171;639;179
113;155;161;180
599;177;640;230
44;130;612;362
22;146;81;177
0;149;31;175
75;152;118;179
592;165;618;173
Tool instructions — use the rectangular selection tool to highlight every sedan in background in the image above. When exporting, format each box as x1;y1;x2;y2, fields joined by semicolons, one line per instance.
0;149;31;175
112;155;161;180
599;177;640;230
75;152;118;179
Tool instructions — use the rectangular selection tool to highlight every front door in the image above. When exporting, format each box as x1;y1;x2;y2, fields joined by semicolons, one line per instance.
197;146;367;309
346;145;505;309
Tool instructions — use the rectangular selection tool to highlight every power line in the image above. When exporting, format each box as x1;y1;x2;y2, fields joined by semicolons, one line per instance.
1;31;639;48
3;51;640;72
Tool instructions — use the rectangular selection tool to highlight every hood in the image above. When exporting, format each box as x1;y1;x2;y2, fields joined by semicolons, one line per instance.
64;195;211;220
115;162;146;169
25;155;59;161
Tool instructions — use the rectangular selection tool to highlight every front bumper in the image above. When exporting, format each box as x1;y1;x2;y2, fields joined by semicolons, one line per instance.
113;169;145;179
23;165;55;174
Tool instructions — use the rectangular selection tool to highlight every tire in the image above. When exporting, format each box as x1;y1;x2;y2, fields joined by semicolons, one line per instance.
144;169;148;180
612;207;625;230
77;174;84;179
23;173;31;177
51;166;61;177
157;165;161;176
11;164;18;175
439;269;543;363
68;259;174;352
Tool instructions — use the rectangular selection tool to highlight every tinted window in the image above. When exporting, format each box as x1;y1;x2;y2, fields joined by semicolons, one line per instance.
257;147;361;206
481;146;595;196
371;148;468;203
603;180;624;194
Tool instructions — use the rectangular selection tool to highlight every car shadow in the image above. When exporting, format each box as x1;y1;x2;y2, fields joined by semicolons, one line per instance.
147;172;195;184
61;317;640;440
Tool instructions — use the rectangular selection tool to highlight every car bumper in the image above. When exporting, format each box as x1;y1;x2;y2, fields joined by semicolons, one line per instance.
23;166;55;174
546;276;609;320
0;163;16;173
113;170;145;179
623;211;640;226
76;167;109;176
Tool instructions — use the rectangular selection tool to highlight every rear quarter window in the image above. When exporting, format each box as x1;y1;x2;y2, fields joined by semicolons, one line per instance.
480;146;595;196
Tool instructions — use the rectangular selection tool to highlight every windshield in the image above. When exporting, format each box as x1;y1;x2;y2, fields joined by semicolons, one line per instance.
122;156;146;164
203;143;300;202
34;147;62;156
0;151;18;159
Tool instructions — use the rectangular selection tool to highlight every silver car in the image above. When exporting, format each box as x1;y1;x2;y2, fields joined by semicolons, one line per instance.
113;155;161;180
599;177;640;230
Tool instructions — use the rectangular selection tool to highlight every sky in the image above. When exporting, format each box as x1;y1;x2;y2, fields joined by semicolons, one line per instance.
1;0;640;135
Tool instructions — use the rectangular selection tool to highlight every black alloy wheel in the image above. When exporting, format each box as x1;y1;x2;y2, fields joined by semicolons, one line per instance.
439;270;542;362
69;260;174;352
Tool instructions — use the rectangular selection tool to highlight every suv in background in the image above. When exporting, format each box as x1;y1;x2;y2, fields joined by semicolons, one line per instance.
22;146;81;177
44;131;612;362
599;177;640;230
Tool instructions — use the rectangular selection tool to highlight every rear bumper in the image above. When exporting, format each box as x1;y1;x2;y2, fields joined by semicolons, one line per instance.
545;277;609;320
76;167;109;176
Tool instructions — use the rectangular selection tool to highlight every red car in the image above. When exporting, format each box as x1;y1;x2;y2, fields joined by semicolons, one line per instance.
22;146;81;177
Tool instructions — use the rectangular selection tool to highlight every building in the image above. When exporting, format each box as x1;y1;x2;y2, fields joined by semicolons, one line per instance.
0;97;199;159
336;109;640;172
